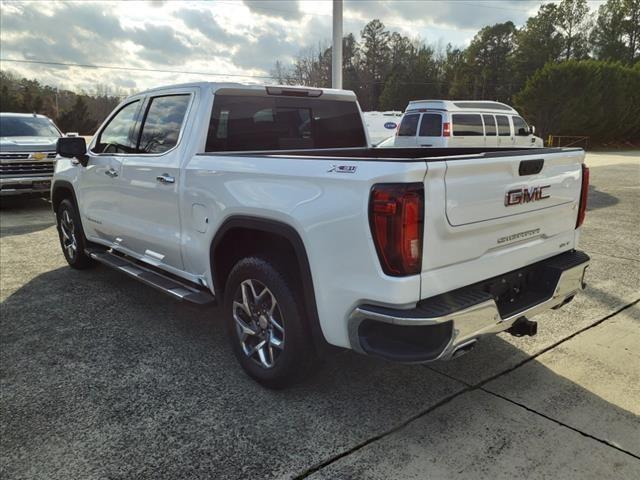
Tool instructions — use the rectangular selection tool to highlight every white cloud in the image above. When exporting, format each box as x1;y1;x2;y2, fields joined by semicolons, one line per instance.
0;0;605;93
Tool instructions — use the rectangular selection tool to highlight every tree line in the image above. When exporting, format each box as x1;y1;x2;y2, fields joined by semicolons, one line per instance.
0;71;123;134
0;0;637;143
273;0;640;143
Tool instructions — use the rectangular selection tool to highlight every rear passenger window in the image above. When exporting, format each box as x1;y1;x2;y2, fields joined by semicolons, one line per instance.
138;95;190;154
418;114;442;136
452;114;483;136
483;115;497;136
496;115;511;136
398;114;419;136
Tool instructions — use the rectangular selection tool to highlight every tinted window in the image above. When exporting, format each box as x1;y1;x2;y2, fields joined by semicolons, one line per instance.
398;114;419;136
496;115;511;136
452;114;483;136
482;115;497;136
94;101;140;153
0;116;60;137
418;114;442;136
206;94;366;151
512;116;528;134
138;95;190;154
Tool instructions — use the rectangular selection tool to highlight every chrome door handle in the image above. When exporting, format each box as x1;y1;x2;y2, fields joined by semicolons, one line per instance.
156;174;175;184
105;168;118;178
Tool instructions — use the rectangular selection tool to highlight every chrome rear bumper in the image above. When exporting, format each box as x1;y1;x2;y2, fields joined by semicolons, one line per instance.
349;250;590;363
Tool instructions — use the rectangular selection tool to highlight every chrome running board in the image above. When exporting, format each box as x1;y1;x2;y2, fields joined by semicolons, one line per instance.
86;248;216;306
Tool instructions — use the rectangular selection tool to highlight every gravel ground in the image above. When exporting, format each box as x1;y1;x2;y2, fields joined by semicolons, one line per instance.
1;151;639;479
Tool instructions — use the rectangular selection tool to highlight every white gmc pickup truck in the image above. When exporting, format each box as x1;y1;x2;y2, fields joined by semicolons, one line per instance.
52;82;590;388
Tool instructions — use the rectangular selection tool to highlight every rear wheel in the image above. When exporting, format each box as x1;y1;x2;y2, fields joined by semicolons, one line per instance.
224;257;316;388
56;198;94;269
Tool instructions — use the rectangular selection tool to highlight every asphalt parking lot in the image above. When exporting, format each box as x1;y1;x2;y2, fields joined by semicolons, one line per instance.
1;151;639;479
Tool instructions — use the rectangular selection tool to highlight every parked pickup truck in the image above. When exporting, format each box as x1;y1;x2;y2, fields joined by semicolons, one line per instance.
1;113;63;197
52;82;590;388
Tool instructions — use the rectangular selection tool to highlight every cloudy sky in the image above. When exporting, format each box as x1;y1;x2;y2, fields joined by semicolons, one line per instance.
0;0;606;95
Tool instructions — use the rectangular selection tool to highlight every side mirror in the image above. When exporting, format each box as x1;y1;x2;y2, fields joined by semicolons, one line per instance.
518;127;529;136
529;125;536;135
57;137;88;167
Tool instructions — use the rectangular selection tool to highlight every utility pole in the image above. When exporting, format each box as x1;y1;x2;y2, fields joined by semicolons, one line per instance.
332;0;343;89
55;87;59;118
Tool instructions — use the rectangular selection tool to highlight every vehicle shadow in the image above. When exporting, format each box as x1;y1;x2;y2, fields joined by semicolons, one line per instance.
0;196;50;210
586;184;619;211
0;197;54;238
1;265;638;479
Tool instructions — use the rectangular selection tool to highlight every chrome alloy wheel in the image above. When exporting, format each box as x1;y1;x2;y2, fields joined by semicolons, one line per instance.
60;209;78;260
232;279;285;369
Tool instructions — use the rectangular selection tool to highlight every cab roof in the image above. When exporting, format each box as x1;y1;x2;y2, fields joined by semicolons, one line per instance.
130;82;357;102
406;100;518;114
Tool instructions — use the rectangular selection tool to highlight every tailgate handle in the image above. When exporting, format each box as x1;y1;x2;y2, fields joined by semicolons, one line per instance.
519;159;544;176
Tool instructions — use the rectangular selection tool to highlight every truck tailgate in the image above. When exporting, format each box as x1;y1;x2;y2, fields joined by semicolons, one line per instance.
421;148;586;299
445;153;581;225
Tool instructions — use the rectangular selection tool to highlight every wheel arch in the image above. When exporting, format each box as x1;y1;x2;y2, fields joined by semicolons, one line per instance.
51;180;79;213
210;216;327;348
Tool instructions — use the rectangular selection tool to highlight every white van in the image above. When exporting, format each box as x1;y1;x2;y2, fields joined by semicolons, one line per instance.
387;100;543;148
362;111;403;145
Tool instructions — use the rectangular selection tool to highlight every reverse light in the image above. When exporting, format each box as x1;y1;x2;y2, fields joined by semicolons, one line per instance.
443;122;451;137
576;163;589;228
369;183;424;276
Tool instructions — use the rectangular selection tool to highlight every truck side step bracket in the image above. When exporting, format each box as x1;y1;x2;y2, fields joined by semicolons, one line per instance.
86;248;216;306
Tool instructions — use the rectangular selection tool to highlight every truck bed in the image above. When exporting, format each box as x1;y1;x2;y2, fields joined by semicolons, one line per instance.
206;146;582;161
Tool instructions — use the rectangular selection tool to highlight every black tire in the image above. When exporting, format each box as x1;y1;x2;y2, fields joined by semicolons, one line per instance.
224;256;317;389
56;198;95;269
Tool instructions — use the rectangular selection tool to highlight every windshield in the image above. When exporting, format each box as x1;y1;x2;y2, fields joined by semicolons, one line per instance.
0;116;61;138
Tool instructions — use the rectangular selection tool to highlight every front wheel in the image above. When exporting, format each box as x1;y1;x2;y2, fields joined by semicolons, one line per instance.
56;198;95;269
224;257;317;389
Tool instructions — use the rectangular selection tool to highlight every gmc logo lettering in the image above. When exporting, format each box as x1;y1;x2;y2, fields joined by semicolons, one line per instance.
505;185;550;206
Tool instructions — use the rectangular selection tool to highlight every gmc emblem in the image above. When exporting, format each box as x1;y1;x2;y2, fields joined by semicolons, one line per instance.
505;185;550;206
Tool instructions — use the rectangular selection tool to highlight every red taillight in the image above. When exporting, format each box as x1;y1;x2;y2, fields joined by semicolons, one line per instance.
369;183;424;276
443;122;451;137
576;164;589;228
